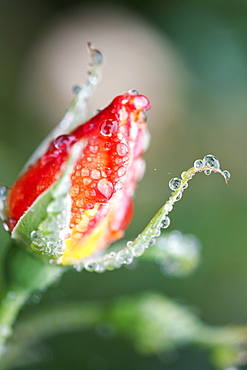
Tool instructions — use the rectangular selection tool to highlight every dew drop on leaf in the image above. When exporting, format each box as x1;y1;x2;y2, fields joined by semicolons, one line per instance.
203;154;220;169
169;178;182;191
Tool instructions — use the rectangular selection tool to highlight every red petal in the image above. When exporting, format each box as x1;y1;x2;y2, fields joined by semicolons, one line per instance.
7;93;150;234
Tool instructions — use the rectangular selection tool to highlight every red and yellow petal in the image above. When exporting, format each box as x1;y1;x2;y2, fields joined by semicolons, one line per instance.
7;92;150;264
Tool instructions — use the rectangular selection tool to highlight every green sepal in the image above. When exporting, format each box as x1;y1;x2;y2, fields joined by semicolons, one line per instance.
11;141;86;263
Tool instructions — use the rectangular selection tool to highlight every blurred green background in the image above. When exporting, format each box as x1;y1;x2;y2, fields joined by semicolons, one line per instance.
0;0;247;369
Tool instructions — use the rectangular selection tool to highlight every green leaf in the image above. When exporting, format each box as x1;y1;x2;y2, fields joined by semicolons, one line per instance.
11;140;86;263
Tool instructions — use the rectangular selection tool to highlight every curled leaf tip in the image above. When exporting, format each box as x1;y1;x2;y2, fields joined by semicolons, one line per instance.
77;154;230;273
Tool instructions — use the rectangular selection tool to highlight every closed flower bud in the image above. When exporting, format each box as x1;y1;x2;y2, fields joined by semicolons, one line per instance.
3;91;150;265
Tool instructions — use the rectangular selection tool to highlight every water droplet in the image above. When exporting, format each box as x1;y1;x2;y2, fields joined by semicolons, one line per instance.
128;89;139;95
104;142;112;150
91;47;103;65
174;191;183;202
141;111;147;122
93;108;101;116
83;177;92;185
84;263;98;272
0;185;7;203
152;228;161;237
116;143;128;157
114;181;123;191
169;178;182;191
71;185;80;196
181;171;192;181
73;263;84;272
72;85;81;94
160;216;170;229
126;241;133;248
76;199;84;207
194;159;204;168
94;263;106;273
89;144;99;154
30;230;42;244
54;135;75;152
203;154;220;169
91;169;101;179
81;168;90;177
223;170;231;181
164;203;173;213
117;249;133;264
100;120;117;137
131;244;145;257
204;169;211;175
118;167;126;177
97;179;113;199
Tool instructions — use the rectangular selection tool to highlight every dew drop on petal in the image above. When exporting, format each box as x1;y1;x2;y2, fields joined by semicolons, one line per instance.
83;178;92;185
169;178;182;191
104;142;112;151
91;169;101;179
118;167;126;177
97;179;113;199
53;135;75;152
116;143;128;157
71;185;80;196
89;144;99;154
100;120;117;137
81;168;90;177
141;111;147;122
203;154;220;169
204;169;212;175
76;199;84;208
114;181;123;191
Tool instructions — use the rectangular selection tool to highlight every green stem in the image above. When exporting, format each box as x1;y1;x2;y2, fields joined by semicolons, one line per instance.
0;286;29;354
0;242;64;364
0;302;103;369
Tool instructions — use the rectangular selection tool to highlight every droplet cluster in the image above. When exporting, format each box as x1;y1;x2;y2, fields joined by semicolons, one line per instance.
73;154;230;273
30;195;70;260
70;135;129;228
29;142;84;262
